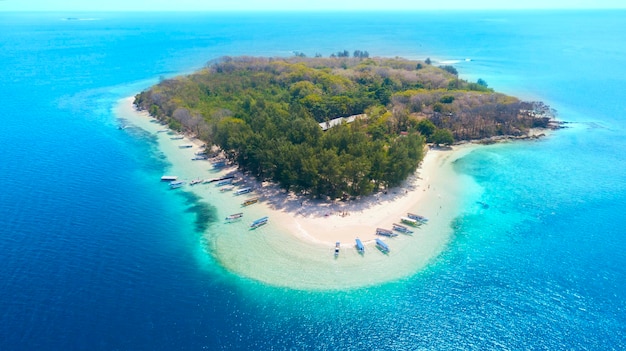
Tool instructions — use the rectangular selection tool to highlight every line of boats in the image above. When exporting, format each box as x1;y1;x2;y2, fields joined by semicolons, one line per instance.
347;212;429;256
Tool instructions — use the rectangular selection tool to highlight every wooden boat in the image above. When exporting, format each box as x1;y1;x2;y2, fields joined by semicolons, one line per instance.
250;216;268;229
355;238;364;254
225;212;243;221
375;238;390;253
241;197;259;206
407;212;428;223
392;223;414;234
376;228;398;237
334;242;340;257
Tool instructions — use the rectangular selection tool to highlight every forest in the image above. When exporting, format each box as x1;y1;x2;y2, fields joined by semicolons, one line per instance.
134;55;554;199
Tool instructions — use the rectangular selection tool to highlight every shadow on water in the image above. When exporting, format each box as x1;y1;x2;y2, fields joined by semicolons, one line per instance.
177;191;218;233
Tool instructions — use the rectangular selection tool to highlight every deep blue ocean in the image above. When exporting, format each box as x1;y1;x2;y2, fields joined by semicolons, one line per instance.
1;11;625;350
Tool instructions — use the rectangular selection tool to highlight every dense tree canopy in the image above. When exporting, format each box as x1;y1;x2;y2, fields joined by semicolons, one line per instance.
135;56;554;198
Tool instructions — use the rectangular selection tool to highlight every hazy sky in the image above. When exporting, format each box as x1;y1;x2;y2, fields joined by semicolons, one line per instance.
1;0;625;11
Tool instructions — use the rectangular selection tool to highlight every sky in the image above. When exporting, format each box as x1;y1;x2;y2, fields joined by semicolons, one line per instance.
1;0;625;11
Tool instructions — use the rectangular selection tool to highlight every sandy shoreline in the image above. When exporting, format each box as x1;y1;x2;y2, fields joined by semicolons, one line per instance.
115;96;483;289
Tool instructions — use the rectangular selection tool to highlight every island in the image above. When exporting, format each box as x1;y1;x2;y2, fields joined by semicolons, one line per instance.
124;55;558;289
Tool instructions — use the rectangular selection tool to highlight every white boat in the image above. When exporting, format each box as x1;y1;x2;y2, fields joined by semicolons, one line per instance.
235;187;252;195
170;136;184;140
334;242;340;257
169;180;186;189
400;216;419;227
160;175;178;182
178;144;193;149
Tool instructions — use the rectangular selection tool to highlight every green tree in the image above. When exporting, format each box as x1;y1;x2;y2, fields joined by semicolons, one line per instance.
430;128;454;146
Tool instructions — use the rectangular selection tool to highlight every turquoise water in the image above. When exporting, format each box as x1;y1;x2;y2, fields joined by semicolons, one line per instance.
1;11;625;349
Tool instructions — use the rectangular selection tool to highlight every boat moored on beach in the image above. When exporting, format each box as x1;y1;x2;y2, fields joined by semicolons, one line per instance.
250;216;268;229
334;242;340;257
375;238;390;253
355;238;364;254
235;187;252;196
400;216;420;227
178;144;193;149
407;212;428;223
160;175;178;182
392;223;414;234
169;180;186;189
226;212;243;222
189;178;203;186
242;197;259;206
376;228;398;237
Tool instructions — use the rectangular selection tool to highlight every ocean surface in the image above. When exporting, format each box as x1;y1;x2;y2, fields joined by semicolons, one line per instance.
1;11;625;350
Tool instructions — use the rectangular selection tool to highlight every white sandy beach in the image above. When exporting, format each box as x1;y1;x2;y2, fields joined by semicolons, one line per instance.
116;96;483;289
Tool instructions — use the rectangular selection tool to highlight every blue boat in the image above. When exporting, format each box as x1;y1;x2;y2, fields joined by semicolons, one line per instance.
407;212;428;223
375;238;390;253
355;238;364;254
376;228;398;237
169;180;186;189
392;223;414;234
250;216;268;229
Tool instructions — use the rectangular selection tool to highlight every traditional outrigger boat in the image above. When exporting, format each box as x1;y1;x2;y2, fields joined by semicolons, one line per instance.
225;212;243;222
375;238;390;253
169;180;186;189
392;223;414;234
235;187;252;196
241;197;259;206
334;242;340;257
407;212;428;223
355;238;365;254
250;216;268;229
400;216;419;227
160;175;178;182
376;228;398;237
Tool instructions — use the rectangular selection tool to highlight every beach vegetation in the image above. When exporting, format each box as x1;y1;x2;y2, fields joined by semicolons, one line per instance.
135;56;554;198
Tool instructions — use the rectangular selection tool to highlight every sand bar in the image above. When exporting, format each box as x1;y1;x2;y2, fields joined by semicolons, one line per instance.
115;97;483;290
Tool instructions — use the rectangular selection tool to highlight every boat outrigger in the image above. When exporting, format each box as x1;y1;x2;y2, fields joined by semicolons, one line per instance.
355;238;365;254
189;178;203;186
375;238;390;253
226;213;243;222
160;175;178;182
169;180;186;189
235;187;252;196
407;212;428;223
242;197;259;206
250;216;268;229
392;223;414;234
400;216;419;227
376;228;398;237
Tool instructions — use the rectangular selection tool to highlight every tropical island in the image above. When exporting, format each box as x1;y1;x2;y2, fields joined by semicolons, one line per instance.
134;54;556;200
